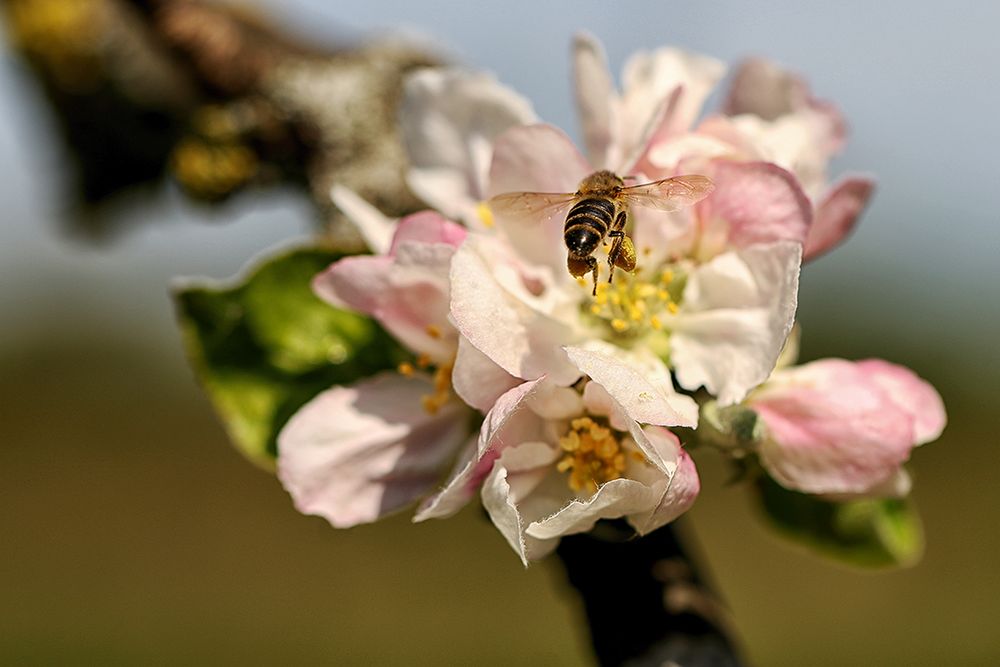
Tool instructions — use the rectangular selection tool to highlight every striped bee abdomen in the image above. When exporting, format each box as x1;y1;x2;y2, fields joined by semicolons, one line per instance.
564;197;615;258
564;197;615;234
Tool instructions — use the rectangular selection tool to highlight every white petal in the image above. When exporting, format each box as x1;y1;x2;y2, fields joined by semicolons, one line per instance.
670;241;802;405
277;373;468;528
525;477;663;541
329;184;395;255
449;236;582;385
620;47;726;154
452;335;521;413
565;342;698;427
572;32;618;169
401;68;536;226
482;444;561;565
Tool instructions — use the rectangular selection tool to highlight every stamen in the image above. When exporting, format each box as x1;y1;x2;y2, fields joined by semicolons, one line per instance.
397;356;455;415
586;267;684;337
556;416;645;494
425;324;442;339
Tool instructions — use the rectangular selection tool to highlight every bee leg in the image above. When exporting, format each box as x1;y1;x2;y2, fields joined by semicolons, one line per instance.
606;211;629;284
568;255;600;296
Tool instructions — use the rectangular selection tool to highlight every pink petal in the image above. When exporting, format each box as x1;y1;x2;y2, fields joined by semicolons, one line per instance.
572;32;617;170
804;176;875;261
723;58;846;154
389;210;467;253
857;359;946;445
628;435;700;535
313;213;462;361
723;58;806;119
706;160;813;249
751;359;917;494
277;373;469;528
487;123;592;197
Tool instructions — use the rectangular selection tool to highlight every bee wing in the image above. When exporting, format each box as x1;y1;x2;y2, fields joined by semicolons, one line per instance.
488;191;577;224
619;174;715;213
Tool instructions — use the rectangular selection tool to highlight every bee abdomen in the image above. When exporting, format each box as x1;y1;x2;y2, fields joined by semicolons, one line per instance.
565;197;614;234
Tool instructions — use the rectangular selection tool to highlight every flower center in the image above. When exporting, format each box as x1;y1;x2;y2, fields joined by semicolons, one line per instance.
586;268;682;337
397;353;454;415
556;417;643;494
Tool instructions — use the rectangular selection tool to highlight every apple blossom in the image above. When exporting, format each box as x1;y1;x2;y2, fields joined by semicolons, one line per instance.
746;358;946;496
415;376;699;564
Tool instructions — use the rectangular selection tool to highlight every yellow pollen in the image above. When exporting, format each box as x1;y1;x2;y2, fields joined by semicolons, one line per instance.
425;324;442;339
399;356;455;415
420;360;454;415
586;268;684;337
556;417;640;494
477;201;495;228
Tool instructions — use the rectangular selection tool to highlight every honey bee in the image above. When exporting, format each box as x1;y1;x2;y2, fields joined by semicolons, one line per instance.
489;170;714;294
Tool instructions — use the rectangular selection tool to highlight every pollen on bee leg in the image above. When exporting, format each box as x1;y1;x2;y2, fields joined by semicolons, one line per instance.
476;201;495;228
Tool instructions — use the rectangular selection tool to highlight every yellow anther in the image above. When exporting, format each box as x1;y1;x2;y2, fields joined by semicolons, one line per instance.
476;201;495;228
397;361;415;377
586;264;684;337
416;354;431;368
667;302;679;314
556;414;644;495
577;277;588;288
425;324;442;339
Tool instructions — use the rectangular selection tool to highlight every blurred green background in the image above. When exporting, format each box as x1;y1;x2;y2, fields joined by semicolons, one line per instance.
3;1;999;665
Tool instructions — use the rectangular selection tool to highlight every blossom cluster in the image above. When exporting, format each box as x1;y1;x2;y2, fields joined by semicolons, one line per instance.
277;35;945;564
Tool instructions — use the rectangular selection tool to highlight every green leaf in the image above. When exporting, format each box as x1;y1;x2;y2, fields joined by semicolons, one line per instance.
173;245;406;470
754;475;924;569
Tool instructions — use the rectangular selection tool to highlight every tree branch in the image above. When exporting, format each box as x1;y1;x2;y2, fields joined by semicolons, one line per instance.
556;520;747;667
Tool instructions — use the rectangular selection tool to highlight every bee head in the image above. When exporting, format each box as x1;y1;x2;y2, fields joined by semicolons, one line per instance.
565;226;602;257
